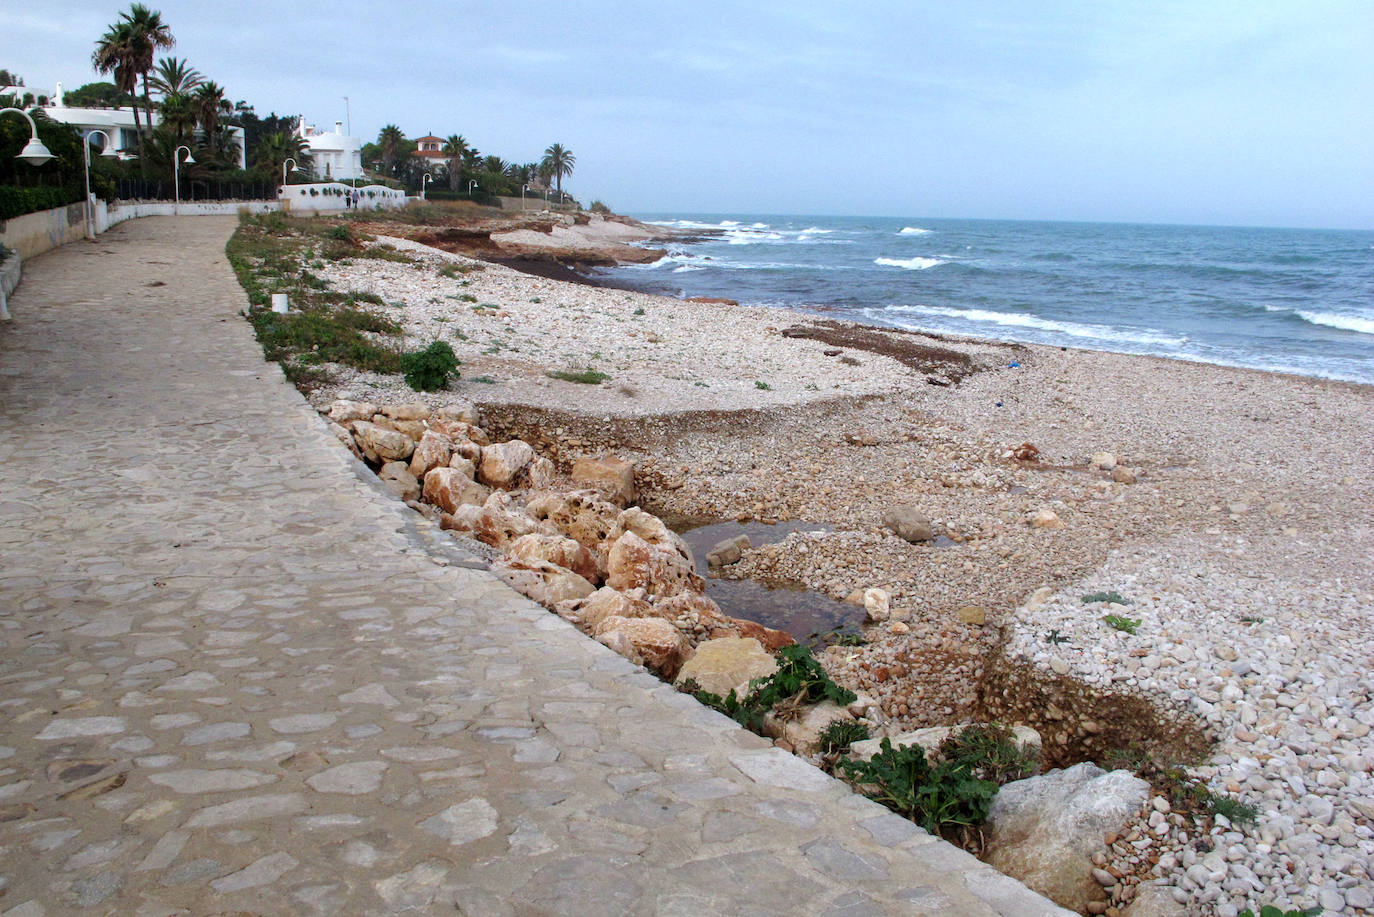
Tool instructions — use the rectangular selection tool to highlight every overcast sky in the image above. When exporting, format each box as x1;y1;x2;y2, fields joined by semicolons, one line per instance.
6;1;1372;228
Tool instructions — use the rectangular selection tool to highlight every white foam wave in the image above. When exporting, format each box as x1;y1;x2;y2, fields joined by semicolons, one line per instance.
1297;311;1374;335
884;304;1188;347
899;226;932;235
798;227;834;235
874;256;947;270
726;229;784;244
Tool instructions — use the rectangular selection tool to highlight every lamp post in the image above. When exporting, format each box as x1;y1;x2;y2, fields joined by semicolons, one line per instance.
467;179;477;197
173;145;195;215
521;183;528;211
81;129;119;240
282;157;300;192
420;172;432;200
0;107;55;167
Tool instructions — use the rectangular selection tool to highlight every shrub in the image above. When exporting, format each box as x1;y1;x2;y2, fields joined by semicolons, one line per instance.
1082;591;1130;605
0;186;83;220
816;720;869;755
547;368;610;384
1238;908;1321;917
589;200;611;214
400;340;460;392
755;380;771;390
1102;614;1142;634
691;644;857;734
938;724;1040;784
838;739;999;837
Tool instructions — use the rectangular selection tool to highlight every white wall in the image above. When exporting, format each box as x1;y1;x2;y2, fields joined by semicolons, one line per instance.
279;182;408;214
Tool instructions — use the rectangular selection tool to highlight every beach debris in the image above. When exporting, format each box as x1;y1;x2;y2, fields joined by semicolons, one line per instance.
1110;466;1137;484
925;373;952;386
956;605;987;626
1091;452;1118;470
1011;442;1041;461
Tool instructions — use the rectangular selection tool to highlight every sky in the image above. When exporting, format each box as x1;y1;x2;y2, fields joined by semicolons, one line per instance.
5;1;1373;229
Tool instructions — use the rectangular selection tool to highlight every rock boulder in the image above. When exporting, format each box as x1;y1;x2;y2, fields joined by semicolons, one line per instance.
606;530;705;598
882;505;934;543
494;559;595;609
673;636;778;697
571;455;638;507
422;467;490;515
594;615;691;679
983;762;1150;913
507;533;599;583
350;420;415;463
479;440;535;490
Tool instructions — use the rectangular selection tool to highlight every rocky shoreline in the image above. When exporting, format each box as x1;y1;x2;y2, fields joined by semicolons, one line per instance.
284;227;1374;916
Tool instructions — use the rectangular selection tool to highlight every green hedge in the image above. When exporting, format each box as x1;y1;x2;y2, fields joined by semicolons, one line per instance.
0;186;84;221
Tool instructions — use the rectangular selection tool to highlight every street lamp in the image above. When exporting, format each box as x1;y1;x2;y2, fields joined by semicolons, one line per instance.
420;172;432;200
467;179;478;196
521;183;528;211
81;129;119;239
282;157;303;191
0;107;54;166
173;145;195;215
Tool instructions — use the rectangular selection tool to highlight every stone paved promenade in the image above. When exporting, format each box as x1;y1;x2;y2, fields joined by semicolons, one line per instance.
0;217;1067;916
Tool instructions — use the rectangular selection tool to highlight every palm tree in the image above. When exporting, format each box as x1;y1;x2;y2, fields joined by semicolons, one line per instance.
253;131;310;181
159;93;196;142
192;81;229;142
376;124;406;175
540;143;576;198
121;5;175;143
92;20;143;160
482;155;509;176
441;134;468;191
149;56;201;97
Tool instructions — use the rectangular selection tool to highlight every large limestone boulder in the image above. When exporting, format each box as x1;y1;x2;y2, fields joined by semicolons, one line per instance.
350;420;415;463
764;701;854;752
430;417;490;446
1122;885;1189;917
528;491;623;574
374;414;426;442
422;467;490;515
494;559;595;609
606;531;705;598
479;440;535;490
409;431;454;478
882;505;934;543
432;401;477;425
571;455;637;507
327;399;377;424
378;461;420;502
441;492;540;548
565;586;653;631
674;637;777;696
607;508;694;565
379;402;430;422
726;618;796;653
983;763;1150;913
594;615;691;679
863;588;890;623
327;420;362;459
507;534;598;583
850;725;1042;765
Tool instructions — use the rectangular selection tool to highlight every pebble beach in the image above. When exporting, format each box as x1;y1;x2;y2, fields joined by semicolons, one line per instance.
308;232;1374;916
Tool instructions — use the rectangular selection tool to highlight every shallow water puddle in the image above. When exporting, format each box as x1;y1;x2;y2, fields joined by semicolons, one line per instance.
675;520;865;643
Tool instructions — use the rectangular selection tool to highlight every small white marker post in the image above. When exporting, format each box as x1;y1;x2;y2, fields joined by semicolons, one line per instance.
271;293;289;314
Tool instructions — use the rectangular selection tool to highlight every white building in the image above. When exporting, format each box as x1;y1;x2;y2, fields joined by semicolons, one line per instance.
6;82;248;166
296;118;363;181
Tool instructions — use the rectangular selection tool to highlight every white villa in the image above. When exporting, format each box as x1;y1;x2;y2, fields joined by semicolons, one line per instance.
2;82;246;165
296;118;363;181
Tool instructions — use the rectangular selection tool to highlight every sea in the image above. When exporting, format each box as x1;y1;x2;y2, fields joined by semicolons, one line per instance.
601;215;1374;386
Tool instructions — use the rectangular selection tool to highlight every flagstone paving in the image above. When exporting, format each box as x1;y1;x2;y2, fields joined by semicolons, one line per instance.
0;216;1069;915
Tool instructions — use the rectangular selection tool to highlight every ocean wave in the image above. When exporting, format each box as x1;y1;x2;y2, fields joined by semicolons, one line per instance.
898;227;932;235
726;229;785;245
874;256;947;270
883;304;1188;347
1296;311;1374;335
646;218;757;231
